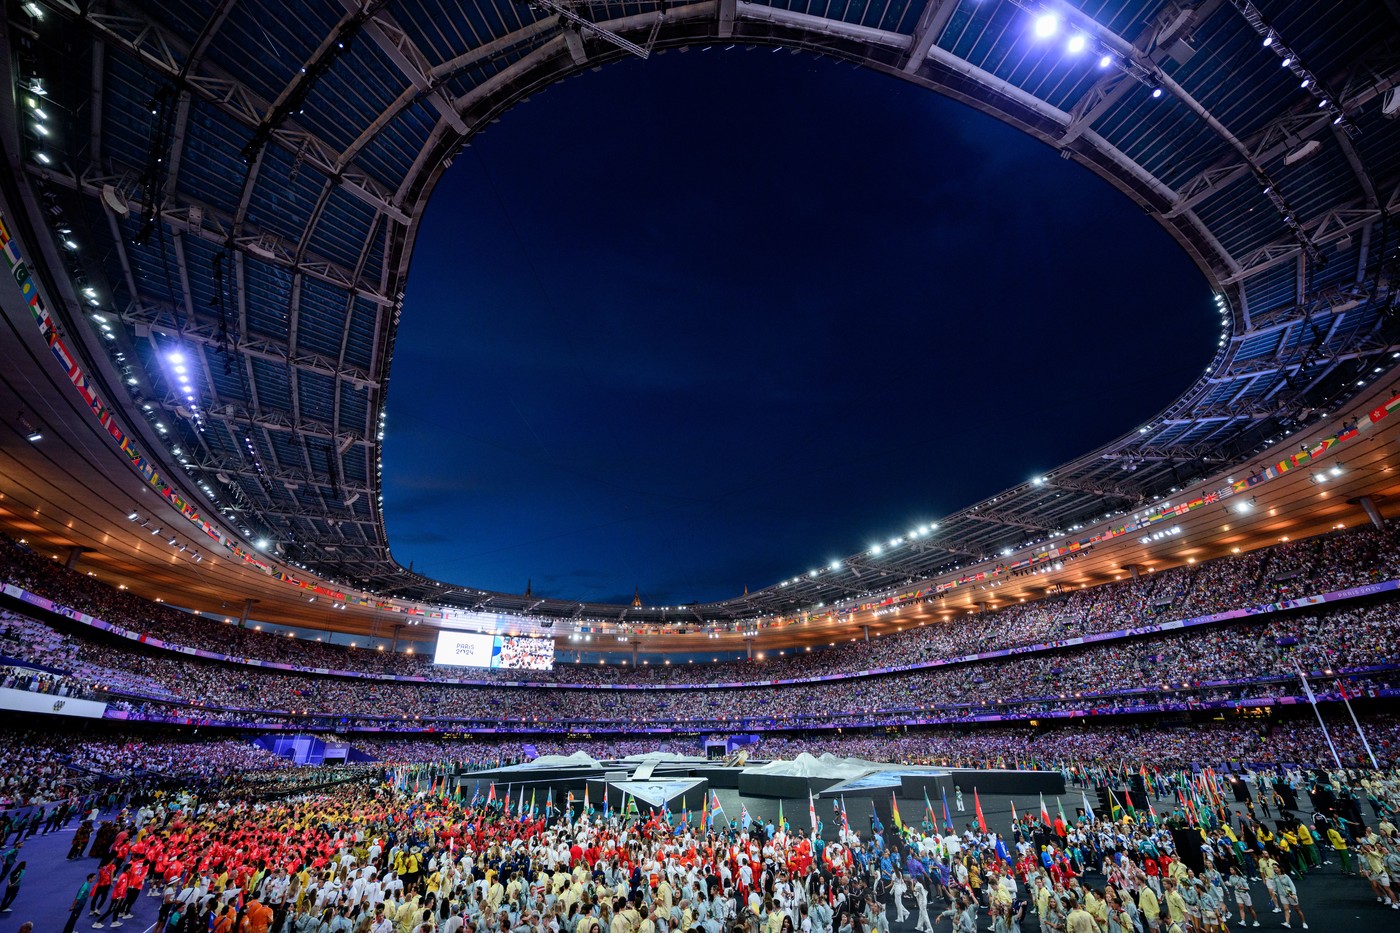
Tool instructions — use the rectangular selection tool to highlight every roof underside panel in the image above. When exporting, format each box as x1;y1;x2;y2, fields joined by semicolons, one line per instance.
16;0;1400;621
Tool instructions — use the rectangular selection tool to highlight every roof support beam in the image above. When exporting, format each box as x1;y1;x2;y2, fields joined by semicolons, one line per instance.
900;0;957;74
175;404;372;448
118;299;377;387
33;163;392;305
47;0;408;224
343;0;468;133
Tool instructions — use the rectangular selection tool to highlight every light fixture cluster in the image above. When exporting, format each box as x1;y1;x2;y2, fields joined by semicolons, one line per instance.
1022;4;1160;97
127;510;203;562
1240;2;1353;132
164;349;207;432
1139;525;1183;545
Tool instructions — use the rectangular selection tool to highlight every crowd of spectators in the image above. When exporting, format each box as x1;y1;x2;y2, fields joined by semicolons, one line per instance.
1;590;1395;730
2;523;1397;689
351;714;1400;771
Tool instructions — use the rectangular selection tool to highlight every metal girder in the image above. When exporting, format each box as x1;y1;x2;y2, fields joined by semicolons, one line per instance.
1058;71;1134;148
42;0;409;225
118;299;377;387
220;503;379;527
1203;344;1386;383
35;164;393;304
962;510;1053;533
900;0;958;74
1046;475;1145;501
311;1;472;147
1225;192;1400;284
1101;445;1231;463
1235;281;1373;336
718;0;736;38
183;454;375;498
180;402;372;448
1168;46;1400;217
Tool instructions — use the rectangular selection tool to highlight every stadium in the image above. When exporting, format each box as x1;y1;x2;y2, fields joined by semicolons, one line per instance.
2;1;1400;932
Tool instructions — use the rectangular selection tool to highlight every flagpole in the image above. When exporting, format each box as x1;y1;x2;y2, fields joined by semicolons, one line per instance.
1335;675;1379;769
1293;660;1343;771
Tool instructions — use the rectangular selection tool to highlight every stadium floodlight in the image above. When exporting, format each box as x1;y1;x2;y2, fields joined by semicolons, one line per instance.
829;561;841;571
257;538;270;549
168;351;184;364
1151;88;1164;99
1066;34;1087;54
1098;55;1112;68
1033;13;1059;38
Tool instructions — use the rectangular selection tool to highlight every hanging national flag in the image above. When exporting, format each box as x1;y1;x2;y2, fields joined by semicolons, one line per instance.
1039;794;1051;826
890;792;903;831
974;788;987;834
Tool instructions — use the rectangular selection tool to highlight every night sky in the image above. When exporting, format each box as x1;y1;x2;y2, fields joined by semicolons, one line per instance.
381;48;1216;607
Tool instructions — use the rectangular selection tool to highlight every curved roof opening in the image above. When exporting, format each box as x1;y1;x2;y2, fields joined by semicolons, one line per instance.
384;50;1215;604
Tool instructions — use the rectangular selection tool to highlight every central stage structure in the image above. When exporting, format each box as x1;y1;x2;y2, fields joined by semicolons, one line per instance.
453;752;1065;831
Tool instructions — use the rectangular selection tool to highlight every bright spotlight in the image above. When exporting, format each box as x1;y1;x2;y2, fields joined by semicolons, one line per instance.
1066;35;1087;54
1098;54;1112;68
1034;14;1059;38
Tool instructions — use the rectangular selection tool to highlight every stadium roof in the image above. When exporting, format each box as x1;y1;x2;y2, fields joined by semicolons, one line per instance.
3;0;1400;628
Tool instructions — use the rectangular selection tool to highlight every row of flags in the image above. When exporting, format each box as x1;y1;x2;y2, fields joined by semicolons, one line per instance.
398;765;1231;846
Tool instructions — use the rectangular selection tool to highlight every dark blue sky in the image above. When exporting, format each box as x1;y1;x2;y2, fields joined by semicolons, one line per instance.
381;48;1215;607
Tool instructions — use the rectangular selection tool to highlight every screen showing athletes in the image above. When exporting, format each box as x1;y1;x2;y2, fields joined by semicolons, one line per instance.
432;631;554;669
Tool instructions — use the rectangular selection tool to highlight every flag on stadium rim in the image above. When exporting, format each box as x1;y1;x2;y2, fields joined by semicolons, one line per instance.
974;787;987;834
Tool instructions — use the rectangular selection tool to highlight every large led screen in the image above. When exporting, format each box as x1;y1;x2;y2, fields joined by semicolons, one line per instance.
433;631;554;670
